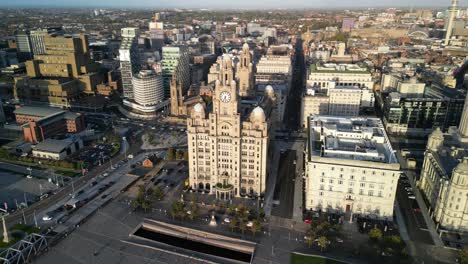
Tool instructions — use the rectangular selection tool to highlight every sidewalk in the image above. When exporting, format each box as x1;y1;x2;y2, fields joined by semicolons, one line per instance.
292;140;304;222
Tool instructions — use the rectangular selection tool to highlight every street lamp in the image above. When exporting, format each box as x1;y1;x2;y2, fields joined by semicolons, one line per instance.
0;209;10;243
122;137;127;159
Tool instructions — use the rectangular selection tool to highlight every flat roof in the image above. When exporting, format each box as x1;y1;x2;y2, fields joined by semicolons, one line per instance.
33;138;73;153
14;106;64;118
308;115;398;164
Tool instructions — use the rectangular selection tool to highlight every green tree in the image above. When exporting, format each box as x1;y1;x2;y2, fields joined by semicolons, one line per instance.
250;219;261;236
228;204;236;216
258;208;266;220
460;248;468;264
316;221;331;236
368;227;383;242
305;231;316;248
229;217;238;232
176;150;184;160
166;148;176;160
317;236;329;252
239;220;247;235
140;199;151;213
151;186;165;201
170;200;185;220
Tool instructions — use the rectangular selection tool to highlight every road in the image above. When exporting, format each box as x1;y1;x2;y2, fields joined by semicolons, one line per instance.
4;139;137;228
272;150;296;219
284;37;305;131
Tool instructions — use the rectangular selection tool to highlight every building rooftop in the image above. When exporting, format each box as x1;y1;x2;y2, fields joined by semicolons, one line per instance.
310;63;370;74
33;138;74;153
308;116;398;164
14;106;64;118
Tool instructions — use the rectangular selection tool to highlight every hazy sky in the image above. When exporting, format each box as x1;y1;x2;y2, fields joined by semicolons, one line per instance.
2;0;458;9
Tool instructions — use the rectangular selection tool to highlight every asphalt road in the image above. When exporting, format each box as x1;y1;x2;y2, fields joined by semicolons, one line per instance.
4;139;138;228
284;37;305;131
396;176;434;245
272;150;296;219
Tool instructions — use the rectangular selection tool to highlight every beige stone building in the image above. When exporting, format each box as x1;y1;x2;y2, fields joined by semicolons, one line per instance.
305;116;400;220
236;43;255;97
418;94;468;232
187;56;275;199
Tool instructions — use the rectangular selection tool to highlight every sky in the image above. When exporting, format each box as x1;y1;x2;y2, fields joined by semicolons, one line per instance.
1;0;458;9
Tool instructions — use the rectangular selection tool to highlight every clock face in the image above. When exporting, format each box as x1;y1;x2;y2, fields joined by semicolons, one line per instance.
220;91;231;103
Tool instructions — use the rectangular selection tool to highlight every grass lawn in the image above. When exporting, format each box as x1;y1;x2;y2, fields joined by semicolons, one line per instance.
10;224;40;234
291;253;347;264
55;170;78;177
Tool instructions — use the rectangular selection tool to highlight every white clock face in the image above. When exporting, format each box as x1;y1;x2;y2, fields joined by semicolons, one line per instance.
220;91;231;103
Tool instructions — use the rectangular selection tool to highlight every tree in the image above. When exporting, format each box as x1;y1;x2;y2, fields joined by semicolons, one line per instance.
176;150;184;160
140;199;151;213
317;236;329;252
151;186;165;201
229;217;238;232
305;231;316;248
250;220;261;236
460;248;468;264
258;208;266;220
239;220;247;235
315;221;331;236
368;227;383;242
171;201;185;220
183;151;189;161
166;148;176;160
228;204;236;216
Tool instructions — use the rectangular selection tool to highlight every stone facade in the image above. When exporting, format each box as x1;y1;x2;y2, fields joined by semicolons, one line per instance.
187;56;273;199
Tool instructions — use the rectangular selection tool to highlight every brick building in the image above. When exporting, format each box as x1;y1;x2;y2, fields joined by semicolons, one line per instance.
14;106;85;144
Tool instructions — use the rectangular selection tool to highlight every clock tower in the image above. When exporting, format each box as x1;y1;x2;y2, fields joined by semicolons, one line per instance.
213;56;239;117
187;53;271;201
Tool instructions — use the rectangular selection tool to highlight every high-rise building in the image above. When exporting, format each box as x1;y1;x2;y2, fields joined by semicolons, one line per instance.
187;56;275;199
237;43;254;97
163;46;190;98
304;116;400;220
418;94;468;232
30;30;48;55
126;70;164;113
119;28;141;99
14;34;102;107
444;0;459;46
30;27;64;56
381;86;465;136
15;30;33;61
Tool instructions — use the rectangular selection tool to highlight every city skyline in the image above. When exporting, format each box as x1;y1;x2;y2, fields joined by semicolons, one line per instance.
2;0;461;9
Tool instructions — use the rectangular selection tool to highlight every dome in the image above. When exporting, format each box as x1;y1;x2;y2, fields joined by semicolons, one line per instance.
265;85;275;97
193;103;205;114
250;106;266;122
430;127;444;138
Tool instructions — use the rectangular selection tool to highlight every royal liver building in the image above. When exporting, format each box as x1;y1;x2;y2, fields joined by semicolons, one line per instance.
187;55;275;200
